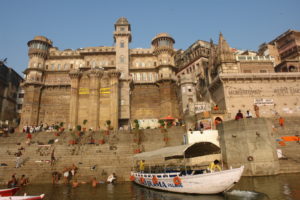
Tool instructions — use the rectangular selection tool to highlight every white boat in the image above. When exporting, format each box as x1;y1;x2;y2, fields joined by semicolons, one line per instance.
0;194;44;200
132;142;244;194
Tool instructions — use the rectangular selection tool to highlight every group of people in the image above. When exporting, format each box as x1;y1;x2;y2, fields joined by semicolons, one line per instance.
22;122;61;134
71;173;116;188
0;125;14;137
7;174;29;188
235;109;256;120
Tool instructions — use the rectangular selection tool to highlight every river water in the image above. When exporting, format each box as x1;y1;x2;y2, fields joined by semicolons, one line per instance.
10;173;300;200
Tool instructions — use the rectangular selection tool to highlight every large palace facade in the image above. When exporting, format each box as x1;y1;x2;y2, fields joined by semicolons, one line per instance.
20;17;300;130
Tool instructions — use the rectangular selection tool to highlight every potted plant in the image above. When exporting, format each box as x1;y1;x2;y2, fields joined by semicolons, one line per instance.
82;119;88;131
158;120;165;128
134;119;139;129
59;122;64;132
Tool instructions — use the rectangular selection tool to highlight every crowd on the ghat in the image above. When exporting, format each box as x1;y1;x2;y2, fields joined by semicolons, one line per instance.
22;122;63;134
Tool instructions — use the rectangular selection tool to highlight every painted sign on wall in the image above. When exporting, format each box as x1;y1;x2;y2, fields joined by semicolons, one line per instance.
79;88;89;95
254;98;274;106
100;88;110;94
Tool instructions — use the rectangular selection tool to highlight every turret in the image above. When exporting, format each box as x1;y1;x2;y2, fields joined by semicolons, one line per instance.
151;33;176;81
152;33;179;118
25;36;52;84
20;36;52;128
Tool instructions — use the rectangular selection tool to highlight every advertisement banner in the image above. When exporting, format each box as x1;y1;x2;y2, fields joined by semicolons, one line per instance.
194;102;211;114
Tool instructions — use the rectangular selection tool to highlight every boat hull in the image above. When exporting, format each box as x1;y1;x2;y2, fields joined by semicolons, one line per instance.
0;188;20;197
131;166;244;194
0;194;44;200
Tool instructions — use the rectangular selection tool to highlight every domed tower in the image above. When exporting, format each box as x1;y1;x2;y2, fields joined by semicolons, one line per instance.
20;36;52;127
113;17;132;128
152;33;179;118
26;36;52;82
151;33;176;80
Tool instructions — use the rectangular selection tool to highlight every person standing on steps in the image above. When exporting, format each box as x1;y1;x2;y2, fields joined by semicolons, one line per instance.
279;116;285;127
139;160;145;172
50;149;55;166
254;104;260;118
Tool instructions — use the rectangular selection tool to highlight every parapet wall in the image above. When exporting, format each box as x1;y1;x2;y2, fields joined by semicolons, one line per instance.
218;118;280;176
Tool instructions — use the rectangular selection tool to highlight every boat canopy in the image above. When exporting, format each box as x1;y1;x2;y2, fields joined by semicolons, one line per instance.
133;142;220;161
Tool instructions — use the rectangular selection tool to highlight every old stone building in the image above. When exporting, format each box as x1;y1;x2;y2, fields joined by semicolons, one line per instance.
20;17;300;130
20;18;179;130
0;61;23;125
177;31;300;126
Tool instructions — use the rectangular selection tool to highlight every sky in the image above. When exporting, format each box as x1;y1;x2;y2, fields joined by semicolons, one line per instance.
0;0;300;75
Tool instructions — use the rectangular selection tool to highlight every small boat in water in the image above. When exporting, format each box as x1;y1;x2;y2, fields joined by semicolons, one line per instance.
0;188;20;197
0;194;45;200
132;142;244;194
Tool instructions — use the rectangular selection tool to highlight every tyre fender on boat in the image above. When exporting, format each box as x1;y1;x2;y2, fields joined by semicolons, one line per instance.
173;176;182;185
247;156;254;161
152;176;158;184
130;175;135;181
140;177;145;184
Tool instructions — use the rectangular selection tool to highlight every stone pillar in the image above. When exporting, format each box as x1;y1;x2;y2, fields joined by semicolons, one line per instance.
88;69;103;130
69;70;82;129
108;70;121;130
20;83;42;127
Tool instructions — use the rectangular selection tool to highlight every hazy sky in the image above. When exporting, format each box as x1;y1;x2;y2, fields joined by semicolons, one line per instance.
1;0;300;75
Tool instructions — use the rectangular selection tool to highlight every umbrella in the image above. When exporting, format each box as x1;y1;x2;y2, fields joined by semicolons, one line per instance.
160;115;175;120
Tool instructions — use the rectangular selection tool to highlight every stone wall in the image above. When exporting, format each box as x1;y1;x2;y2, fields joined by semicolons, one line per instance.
39;87;70;125
222;75;300;119
131;84;161;120
218;118;280;176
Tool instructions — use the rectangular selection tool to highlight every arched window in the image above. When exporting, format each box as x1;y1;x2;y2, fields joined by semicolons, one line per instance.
92;61;96;68
120;41;125;48
136;73;141;81
51;64;55;70
57;64;61;70
149;73;152;81
289;65;297;72
120;55;125;63
38;63;42;68
188;98;193;103
143;73;147;81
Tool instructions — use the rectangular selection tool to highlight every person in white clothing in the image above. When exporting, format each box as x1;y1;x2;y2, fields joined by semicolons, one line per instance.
107;173;116;184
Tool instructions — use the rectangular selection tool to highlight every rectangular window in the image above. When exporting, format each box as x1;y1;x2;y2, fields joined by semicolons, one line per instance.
17;104;22;110
260;70;267;73
120;42;124;48
18;93;24;98
244;70;252;73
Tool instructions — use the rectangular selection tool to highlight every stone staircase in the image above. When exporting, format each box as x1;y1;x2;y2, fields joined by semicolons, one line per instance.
271;117;300;173
0;126;186;184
